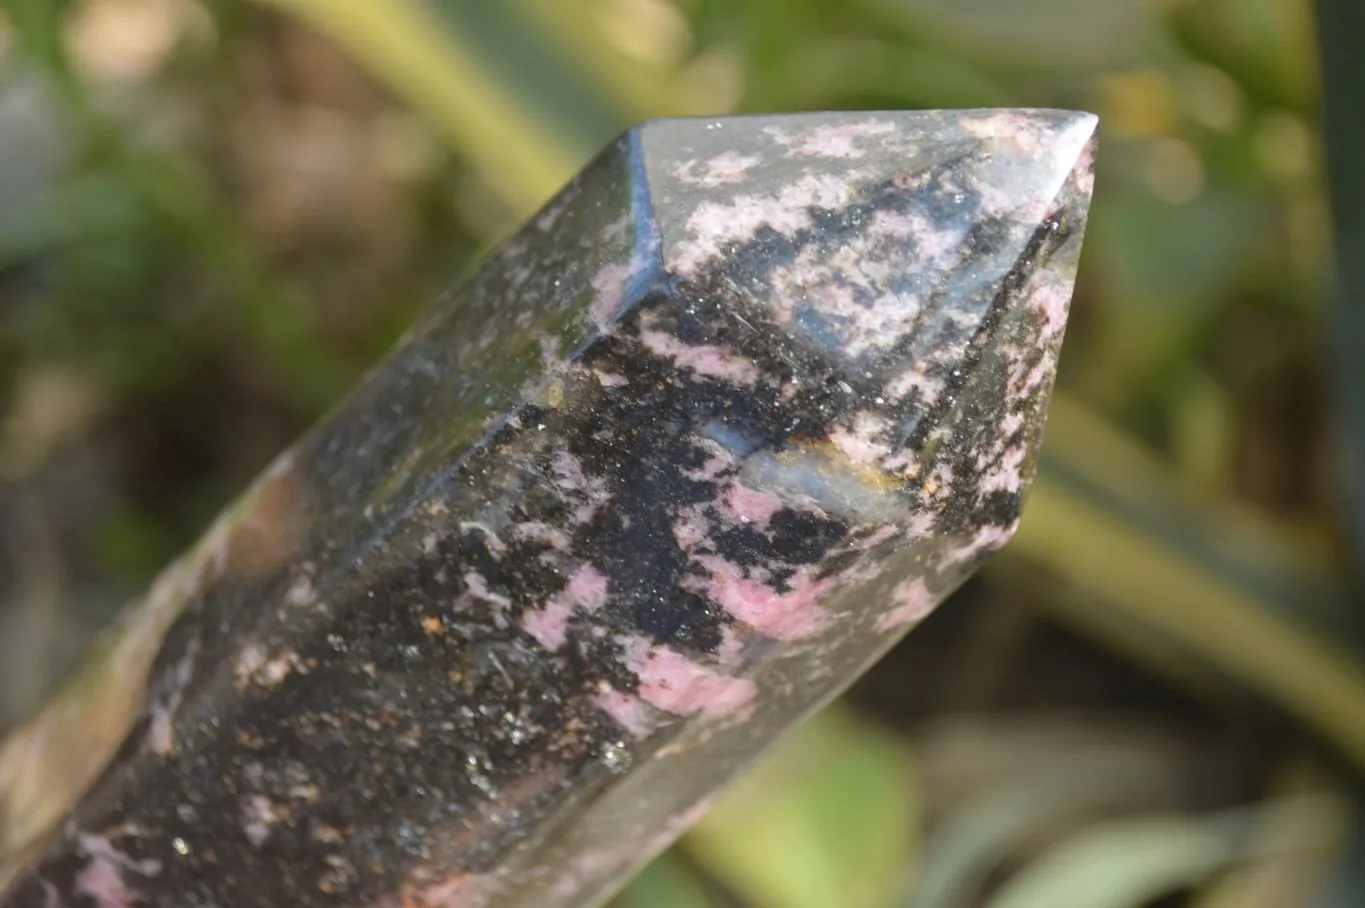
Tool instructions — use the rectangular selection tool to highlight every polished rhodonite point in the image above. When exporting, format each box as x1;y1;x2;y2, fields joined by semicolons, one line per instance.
0;110;1097;908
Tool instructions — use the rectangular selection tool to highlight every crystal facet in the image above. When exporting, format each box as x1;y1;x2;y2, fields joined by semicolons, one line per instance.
0;109;1097;907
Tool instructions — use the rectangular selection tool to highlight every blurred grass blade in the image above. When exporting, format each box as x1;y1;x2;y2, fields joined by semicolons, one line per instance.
908;756;1177;908
257;0;600;211
1316;0;1365;590
1190;763;1353;908
1308;3;1365;905
1040;394;1350;637
1010;398;1365;771
983;817;1228;908
683;709;916;908
860;0;1155;72
256;0;721;217
982;798;1339;908
612;853;715;908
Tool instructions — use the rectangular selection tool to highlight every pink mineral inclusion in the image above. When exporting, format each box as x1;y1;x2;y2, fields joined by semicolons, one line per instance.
622;639;756;719
551;450;590;490
593;683;656;739
674;173;852;274
1074;139;1097;196
71;834;163;908
672;506;710;550
694;554;828;640
774;119;895;159
75;857;134;908
978;440;1028;495
464;571;512;608
961;111;1051;155
523;565;609;651
674;151;762;186
550;449;609;525
723;483;785;526
1028;274;1072;339
830;412;894;465
681;446;733;481
716;625;746;667
640;329;761;386
874;576;936;632
523;600;574;651
946;522;1018;565
975;178;1052;222
515;521;571;551
590;262;632;329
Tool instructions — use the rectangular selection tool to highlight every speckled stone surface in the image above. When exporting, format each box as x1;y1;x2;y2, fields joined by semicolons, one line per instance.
0;109;1096;908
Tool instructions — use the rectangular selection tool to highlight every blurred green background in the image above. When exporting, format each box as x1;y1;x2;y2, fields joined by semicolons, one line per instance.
1;0;1363;906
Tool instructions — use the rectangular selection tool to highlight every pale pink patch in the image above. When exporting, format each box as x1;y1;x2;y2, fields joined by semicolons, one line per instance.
869;209;918;238
887;365;943;405
75;857;134;908
869;211;964;265
764;214;960;357
523;600;574;651
946;522;1018;564
594;684;656;739
976;178;1052;221
874;576;936;632
549;450;609;525
852;524;900;551
235;644;295;690
904;511;937;540
1001;409;1026;438
978;443;1028;495
551;450;590;490
235;644;263;688
673;172;854;274
961;111;1051;155
830;412;894;464
242;794;281;847
723;483;785;526
147;707;174;756
622;638;757;718
77;834;162;879
1074;139;1097;196
1009;349;1055;397
926;462;955;497
590;262;632;329
715;625;746;667
694;555;828;640
672;507;710;550
524;565;609;651
594;370;629;387
464;571;512;608
640;329;760;386
774;119;895;159
674;151;762;185
515;521;571;551
561;564;609;610
681;445;733;481
1028;274;1072;339
538;335;562;370
537;192;573;231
